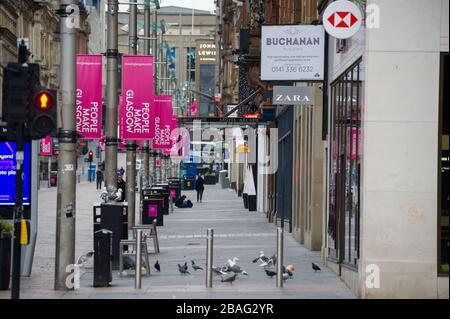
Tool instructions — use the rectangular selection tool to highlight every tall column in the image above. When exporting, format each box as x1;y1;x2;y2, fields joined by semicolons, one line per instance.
54;0;77;290
104;0;119;196
126;0;138;229
141;1;151;189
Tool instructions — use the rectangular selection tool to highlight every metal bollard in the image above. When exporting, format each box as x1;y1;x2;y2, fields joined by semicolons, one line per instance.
206;229;214;288
170;196;174;213
276;227;284;288
135;229;142;289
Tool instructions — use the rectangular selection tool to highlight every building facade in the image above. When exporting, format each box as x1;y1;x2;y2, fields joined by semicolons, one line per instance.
320;0;449;298
118;6;216;116
218;0;449;298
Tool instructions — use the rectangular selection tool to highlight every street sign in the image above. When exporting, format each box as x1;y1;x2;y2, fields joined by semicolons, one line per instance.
323;0;362;39
261;25;325;81
273;86;315;105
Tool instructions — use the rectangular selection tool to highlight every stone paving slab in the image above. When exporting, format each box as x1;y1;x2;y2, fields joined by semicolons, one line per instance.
0;182;355;299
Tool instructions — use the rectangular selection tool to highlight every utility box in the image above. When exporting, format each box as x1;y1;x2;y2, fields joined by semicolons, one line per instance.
93;229;112;287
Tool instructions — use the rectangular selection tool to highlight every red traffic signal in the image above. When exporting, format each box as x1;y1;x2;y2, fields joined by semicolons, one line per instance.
30;88;57;139
35;91;53;110
88;150;94;162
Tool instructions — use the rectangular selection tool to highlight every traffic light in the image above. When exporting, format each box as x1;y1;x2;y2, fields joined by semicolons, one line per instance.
2;63;57;140
28;88;57;139
2;63;39;133
88;150;94;162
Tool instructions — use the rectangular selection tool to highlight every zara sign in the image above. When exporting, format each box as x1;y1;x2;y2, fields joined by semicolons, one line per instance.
273;86;315;106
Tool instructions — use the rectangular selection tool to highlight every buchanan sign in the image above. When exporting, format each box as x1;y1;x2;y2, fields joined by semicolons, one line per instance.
261;25;325;81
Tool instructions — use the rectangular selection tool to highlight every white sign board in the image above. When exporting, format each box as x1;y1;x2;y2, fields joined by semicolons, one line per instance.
323;0;362;39
261;25;325;81
227;105;238;118
273;86;315;105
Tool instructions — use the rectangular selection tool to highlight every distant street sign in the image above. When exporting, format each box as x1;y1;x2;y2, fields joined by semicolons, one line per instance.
323;0;362;39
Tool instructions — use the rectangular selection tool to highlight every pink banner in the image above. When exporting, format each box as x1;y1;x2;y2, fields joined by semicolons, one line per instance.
76;55;103;140
190;102;198;117
120;55;154;141
39;136;52;156
151;95;175;149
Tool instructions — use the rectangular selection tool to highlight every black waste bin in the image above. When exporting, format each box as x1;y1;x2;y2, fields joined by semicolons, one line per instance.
150;187;170;215
168;179;181;200
94;229;113;287
142;197;164;226
183;177;195;190
50;172;58;187
93;203;128;270
0;236;11;290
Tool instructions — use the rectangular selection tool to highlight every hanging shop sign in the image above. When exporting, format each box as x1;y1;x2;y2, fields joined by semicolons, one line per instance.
273;86;315;105
323;0;362;39
261;25;325;81
76;55;103;140
39;136;53;156
120;55;154;141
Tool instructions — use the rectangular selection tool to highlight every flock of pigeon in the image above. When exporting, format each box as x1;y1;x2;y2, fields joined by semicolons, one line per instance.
77;250;322;284
156;251;323;284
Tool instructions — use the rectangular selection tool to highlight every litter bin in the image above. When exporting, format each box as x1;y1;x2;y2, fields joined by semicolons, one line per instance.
168;178;181;200
183;177;195;190
94;229;113;287
149;187;170;215
50;172;58;187
142;197;164;226
93;203;128;270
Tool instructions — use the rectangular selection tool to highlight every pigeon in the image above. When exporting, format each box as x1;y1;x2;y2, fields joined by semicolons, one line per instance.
221;273;238;284
76;252;94;265
212;266;227;275
191;260;203;271
178;263;190;275
225;257;239;268
225;264;248;276
252;251;269;264
260;254;277;267
265;269;277;278
312;262;321;272
154;260;161;272
282;272;293;281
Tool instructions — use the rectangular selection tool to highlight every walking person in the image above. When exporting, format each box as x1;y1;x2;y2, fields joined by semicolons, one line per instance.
96;169;104;190
195;173;205;203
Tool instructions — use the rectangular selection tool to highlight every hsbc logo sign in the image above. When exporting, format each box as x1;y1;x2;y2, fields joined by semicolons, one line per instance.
323;0;363;39
327;11;359;28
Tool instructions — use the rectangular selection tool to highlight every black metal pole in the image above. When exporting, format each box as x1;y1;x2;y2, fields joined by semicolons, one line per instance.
11;124;24;299
322;32;330;141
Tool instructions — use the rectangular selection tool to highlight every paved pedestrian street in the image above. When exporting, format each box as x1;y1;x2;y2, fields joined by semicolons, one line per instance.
0;182;354;299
